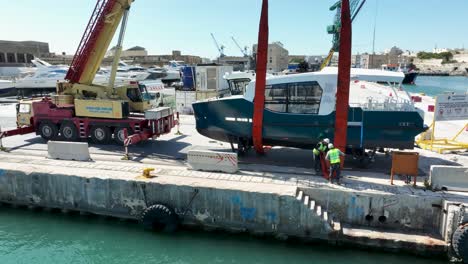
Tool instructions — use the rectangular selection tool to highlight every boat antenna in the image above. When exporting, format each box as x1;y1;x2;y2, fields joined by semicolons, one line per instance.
371;0;378;55
370;0;378;68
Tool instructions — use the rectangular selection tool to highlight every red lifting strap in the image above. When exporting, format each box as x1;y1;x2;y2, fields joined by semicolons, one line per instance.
252;0;269;154
320;153;330;180
334;0;352;164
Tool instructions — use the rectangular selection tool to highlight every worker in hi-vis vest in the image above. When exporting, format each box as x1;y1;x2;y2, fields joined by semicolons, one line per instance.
313;138;330;173
325;143;345;184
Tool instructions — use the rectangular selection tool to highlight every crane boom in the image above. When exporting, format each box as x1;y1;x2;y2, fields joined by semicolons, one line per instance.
65;0;133;85
210;33;225;57
231;36;248;57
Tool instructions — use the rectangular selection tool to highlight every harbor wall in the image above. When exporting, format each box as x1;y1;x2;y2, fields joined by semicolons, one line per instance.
0;166;332;240
301;187;443;233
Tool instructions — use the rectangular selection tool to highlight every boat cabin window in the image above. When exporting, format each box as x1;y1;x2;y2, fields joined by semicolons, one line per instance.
265;84;287;112
228;78;251;95
264;81;322;114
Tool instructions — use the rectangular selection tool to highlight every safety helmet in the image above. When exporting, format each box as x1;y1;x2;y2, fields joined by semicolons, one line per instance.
323;138;330;144
328;143;334;149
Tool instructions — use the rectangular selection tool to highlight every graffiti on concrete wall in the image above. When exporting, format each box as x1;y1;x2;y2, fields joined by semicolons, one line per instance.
230;195;277;224
240;207;256;221
348;196;365;218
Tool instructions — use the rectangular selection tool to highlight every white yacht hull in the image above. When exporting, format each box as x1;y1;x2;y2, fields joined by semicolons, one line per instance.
0;80;16;95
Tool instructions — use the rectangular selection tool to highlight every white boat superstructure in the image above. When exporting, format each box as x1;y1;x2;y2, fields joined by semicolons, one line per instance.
164;60;185;71
15;64;140;93
320;67;405;86
0;79;15;95
320;67;417;112
114;61;150;81
224;71;256;95
148;67;180;82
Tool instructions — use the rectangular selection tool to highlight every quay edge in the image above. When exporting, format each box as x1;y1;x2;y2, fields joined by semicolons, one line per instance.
0;156;465;260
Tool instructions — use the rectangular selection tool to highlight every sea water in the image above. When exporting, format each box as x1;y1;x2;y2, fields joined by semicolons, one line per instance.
403;76;468;96
0;206;447;264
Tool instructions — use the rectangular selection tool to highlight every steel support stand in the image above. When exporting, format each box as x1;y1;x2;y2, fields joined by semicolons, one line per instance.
175;112;182;135
121;128;130;160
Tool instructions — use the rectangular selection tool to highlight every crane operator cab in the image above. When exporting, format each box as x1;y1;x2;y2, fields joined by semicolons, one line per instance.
116;81;153;113
119;81;174;121
16;100;35;127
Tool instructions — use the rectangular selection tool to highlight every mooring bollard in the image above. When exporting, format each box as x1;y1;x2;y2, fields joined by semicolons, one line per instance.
175;112;182;135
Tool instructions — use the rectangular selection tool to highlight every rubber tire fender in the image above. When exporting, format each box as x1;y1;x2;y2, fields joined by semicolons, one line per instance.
453;223;468;263
38;121;59;141
140;204;179;233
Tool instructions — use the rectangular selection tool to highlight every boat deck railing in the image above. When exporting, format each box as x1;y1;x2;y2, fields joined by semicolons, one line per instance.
350;99;416;112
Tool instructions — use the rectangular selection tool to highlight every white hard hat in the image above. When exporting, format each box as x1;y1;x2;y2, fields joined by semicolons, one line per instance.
323;138;330;144
328;143;334;149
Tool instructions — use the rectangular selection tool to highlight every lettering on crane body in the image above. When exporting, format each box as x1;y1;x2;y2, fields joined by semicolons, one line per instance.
85;106;113;114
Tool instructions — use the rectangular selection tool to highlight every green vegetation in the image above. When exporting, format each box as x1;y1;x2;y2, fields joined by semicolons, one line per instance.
442;60;458;64
289;58;304;63
417;51;454;62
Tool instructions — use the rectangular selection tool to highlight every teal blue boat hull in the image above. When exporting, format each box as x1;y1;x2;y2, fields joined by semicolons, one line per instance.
193;97;426;150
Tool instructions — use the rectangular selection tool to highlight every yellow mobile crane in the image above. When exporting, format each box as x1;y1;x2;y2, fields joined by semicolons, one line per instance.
56;0;153;118
7;0;176;145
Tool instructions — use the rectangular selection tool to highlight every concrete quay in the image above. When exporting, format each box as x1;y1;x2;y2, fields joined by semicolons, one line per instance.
0;151;462;260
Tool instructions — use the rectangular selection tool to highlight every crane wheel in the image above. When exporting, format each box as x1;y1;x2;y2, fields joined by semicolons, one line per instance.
453;223;468;263
38;121;59;141
60;122;78;141
114;127;133;145
140;204;179;233
90;126;111;144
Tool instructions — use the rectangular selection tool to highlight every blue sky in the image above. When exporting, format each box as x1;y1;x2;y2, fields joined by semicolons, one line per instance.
1;0;467;59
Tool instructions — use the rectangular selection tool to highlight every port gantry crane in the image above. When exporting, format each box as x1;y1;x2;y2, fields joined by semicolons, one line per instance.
231;36;249;57
1;0;176;146
320;0;366;70
210;33;226;58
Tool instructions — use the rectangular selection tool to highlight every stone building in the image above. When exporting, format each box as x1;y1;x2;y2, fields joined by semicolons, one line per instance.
105;48;202;66
0;40;50;65
106;46;148;58
252;42;289;72
122;46;148;57
217;56;250;71
125;50;202;66
359;46;413;69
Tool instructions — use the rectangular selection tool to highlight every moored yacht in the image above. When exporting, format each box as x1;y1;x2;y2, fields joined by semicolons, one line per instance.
0;79;15;95
15;60;139;94
381;63;419;84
